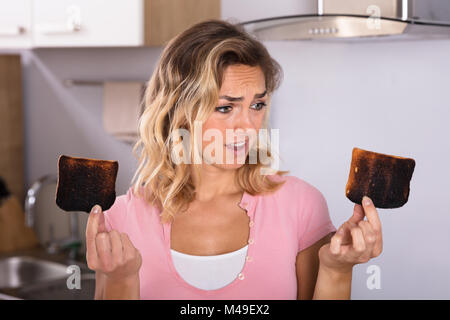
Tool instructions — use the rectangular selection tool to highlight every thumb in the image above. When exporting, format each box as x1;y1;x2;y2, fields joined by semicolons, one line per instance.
86;205;105;242
348;203;365;225
96;206;107;233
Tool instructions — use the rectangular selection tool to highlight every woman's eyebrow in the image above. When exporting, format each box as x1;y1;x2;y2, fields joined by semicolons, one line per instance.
219;90;267;102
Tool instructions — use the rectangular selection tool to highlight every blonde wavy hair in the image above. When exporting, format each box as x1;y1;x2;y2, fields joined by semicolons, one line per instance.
130;19;289;224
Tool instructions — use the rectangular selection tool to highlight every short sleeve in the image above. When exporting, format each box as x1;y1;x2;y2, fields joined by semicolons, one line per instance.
103;194;128;233
297;182;337;252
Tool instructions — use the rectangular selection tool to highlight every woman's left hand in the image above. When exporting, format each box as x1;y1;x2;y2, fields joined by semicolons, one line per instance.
318;196;383;274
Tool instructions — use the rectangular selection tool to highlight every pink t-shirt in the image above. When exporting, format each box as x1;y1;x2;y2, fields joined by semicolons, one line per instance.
103;174;336;300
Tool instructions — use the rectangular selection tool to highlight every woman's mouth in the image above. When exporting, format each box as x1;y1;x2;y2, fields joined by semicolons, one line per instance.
224;139;248;155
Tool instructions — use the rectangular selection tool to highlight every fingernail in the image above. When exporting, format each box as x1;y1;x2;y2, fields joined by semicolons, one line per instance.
92;205;101;214
363;196;372;206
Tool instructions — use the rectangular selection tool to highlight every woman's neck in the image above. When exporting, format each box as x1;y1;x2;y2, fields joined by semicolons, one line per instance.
191;165;242;202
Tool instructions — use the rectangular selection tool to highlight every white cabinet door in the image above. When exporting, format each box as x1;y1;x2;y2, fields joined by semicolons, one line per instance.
32;0;144;47
0;0;32;48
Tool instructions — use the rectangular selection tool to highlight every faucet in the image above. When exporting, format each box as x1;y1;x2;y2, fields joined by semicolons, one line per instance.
24;174;82;261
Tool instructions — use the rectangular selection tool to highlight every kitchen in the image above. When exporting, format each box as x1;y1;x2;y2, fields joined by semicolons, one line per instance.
0;0;449;302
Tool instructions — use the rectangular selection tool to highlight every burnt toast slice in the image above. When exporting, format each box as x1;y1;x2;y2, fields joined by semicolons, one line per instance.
345;147;415;208
56;155;118;213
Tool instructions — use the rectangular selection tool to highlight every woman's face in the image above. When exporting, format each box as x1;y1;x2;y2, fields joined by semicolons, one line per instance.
201;64;267;170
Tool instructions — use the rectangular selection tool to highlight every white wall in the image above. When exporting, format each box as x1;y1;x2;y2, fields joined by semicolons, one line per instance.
1;0;449;299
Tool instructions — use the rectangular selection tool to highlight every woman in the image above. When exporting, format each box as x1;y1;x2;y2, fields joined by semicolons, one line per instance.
85;19;383;300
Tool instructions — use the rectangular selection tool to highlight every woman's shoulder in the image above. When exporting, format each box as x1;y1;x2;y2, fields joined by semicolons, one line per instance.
260;174;328;212
267;174;324;198
266;174;335;244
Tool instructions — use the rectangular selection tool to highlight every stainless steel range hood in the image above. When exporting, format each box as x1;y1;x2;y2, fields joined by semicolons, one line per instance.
240;0;450;41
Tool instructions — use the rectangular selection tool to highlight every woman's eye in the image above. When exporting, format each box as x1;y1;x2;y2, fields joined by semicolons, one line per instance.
216;102;266;113
251;102;267;111
215;106;232;113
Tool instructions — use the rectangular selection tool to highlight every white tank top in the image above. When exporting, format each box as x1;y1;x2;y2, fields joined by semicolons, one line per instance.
170;245;249;290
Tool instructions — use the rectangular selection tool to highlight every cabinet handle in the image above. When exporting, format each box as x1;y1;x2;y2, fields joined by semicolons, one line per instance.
36;22;81;35
0;25;26;36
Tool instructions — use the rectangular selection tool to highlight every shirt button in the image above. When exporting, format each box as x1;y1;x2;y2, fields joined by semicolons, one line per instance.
238;273;245;280
248;238;254;245
249;221;254;228
246;256;252;262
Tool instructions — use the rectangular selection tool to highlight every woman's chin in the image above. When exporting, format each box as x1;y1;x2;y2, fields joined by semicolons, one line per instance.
203;157;249;170
214;162;246;170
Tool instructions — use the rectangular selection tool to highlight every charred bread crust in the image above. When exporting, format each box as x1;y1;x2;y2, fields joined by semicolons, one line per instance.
345;147;415;208
55;155;118;213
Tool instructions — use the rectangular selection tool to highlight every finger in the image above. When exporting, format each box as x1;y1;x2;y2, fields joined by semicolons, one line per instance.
360;218;383;257
362;196;382;233
120;233;138;262
362;196;383;256
330;227;344;255
349;226;366;257
339;221;357;245
96;232;113;272
120;233;134;253
97;207;107;233
86;205;105;240
348;203;365;225
358;220;376;256
85;205;103;267
109;230;124;266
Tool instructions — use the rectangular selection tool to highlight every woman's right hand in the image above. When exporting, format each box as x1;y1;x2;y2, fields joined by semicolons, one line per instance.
85;204;142;283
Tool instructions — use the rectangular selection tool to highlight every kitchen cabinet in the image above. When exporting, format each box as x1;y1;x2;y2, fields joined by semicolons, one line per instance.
0;0;32;48
32;0;220;47
33;0;144;47
0;55;24;203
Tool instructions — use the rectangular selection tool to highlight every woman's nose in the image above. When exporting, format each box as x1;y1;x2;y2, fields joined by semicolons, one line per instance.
234;107;253;130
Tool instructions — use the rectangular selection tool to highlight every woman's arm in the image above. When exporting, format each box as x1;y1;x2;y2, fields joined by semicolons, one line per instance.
95;271;140;300
312;259;352;299
103;274;140;300
296;232;336;300
94;271;106;300
296;232;354;300
297;196;383;300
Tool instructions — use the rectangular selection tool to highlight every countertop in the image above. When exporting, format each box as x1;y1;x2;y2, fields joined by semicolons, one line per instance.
0;244;86;263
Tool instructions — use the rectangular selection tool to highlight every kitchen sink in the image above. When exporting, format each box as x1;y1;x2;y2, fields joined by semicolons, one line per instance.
0;256;69;289
0;255;96;299
16;273;95;300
